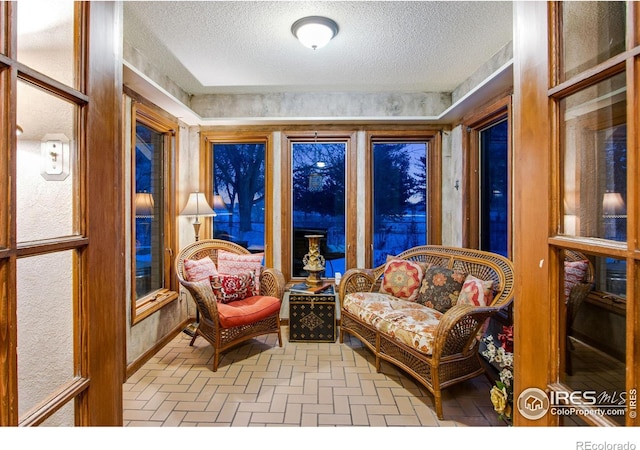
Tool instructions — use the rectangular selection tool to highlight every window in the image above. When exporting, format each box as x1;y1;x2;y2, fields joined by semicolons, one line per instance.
210;142;266;252
463;97;512;257
282;131;356;281
131;101;177;323
368;132;441;267
291;140;346;278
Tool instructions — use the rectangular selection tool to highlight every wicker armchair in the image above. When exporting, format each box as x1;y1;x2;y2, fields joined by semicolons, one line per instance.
564;249;595;375
338;245;515;420
175;239;285;371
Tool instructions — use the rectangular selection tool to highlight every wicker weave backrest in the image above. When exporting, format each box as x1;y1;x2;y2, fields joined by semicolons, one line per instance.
371;245;515;308
175;239;251;283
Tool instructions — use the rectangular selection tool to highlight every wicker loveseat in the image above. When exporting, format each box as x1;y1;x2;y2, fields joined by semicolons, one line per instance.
338;245;515;420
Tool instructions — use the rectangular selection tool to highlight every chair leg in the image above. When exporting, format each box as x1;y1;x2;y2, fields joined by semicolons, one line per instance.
212;350;219;372
277;323;283;347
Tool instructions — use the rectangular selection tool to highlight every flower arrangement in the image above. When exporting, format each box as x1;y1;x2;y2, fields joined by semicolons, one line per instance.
481;325;514;423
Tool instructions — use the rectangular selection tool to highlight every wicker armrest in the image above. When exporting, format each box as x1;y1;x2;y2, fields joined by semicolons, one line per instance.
432;303;501;362
179;278;220;323
260;268;286;299
338;268;377;300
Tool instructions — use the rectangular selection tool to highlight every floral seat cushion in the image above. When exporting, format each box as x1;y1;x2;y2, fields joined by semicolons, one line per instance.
343;291;443;355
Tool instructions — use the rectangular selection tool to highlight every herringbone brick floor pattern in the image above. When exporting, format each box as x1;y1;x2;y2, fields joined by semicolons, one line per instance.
123;328;506;427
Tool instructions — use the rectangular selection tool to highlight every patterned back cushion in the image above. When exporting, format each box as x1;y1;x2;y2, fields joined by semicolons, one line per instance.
210;272;255;304
183;256;218;281
379;257;425;302
415;266;467;313
217;250;264;294
457;274;494;307
564;260;589;302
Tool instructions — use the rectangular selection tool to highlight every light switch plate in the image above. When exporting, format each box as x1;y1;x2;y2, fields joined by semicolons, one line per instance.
41;133;71;181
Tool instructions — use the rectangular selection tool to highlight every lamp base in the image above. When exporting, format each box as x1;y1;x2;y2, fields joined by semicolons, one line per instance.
182;321;199;337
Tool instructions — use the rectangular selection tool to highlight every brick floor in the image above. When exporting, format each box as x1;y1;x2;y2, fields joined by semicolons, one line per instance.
123;327;507;427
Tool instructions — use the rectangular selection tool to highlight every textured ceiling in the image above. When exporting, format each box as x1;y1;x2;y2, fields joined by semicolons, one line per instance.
123;1;513;96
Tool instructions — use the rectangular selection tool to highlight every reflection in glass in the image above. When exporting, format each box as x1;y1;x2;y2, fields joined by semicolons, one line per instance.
291;142;346;278
563;254;626;426
561;72;627;243
211;143;266;253
16;81;77;243
135;123;164;299
561;1;625;81
480;119;509;257
373;142;428;266
17;251;74;419
17;0;76;87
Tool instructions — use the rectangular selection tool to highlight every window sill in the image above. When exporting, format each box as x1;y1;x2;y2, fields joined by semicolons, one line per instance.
585;291;626;316
132;289;178;325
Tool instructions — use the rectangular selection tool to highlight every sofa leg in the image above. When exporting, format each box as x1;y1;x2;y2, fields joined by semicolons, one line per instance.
434;392;444;420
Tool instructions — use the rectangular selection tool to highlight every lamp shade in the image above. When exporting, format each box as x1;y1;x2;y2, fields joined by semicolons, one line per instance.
603;192;626;217
180;192;216;217
291;16;338;50
211;194;231;215
135;192;155;218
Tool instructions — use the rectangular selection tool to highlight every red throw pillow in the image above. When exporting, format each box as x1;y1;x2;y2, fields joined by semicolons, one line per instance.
183;256;218;281
564;260;588;302
379;257;425;302
457;274;494;307
210;272;255;304
217;251;264;294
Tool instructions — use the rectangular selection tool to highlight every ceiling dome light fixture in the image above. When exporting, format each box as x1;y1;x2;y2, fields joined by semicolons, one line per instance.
291;16;339;50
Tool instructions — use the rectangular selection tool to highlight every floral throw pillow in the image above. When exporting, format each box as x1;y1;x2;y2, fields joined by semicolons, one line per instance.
183;256;218;282
457;274;494;307
217;251;264;295
415;266;467;313
210;272;255;304
378;257;425;302
564;260;589;302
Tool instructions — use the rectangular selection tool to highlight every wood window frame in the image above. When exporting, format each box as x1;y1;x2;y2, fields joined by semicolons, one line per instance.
365;130;442;267
200;131;274;267
130;100;178;325
462;95;512;255
281;130;357;281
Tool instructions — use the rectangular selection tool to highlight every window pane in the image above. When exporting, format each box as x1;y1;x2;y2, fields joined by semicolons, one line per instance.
480;119;509;257
41;401;74;427
373;142;427;266
291;142;346;278
17;0;76;87
212;143;266;252
564;254;626;426
561;1;626;81
135;122;165;299
17;81;76;243
17;251;75;418
562;73;627;242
